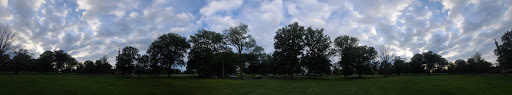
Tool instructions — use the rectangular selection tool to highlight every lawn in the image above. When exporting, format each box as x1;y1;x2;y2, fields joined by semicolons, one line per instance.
0;74;510;95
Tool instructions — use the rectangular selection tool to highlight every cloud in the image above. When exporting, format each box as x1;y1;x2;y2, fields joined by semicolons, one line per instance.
1;0;509;66
199;0;243;16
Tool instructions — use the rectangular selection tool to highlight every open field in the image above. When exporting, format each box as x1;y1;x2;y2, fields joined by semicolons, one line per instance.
0;74;510;95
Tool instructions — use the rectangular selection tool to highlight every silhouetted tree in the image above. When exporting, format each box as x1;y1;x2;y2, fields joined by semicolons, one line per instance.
10;49;32;74
408;51;447;74
224;23;257;79
214;51;238;78
246;53;272;75
37;51;55;73
454;59;467;74
378;46;393;76
0;54;9;72
302;27;333;77
410;54;425;74
353;45;377;78
100;56;112;74
0;24;18;68
147;33;190;78
334;35;359;78
467;52;492;74
137;54;149;77
392;56;405;76
116;46;139;78
495;30;512;72
54;50;75;73
245;46;264;74
84;60;95;74
274;22;305;79
187;29;230;78
422;51;447;74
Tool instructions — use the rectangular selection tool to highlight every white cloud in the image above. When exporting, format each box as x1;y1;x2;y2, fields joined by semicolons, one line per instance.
0;0;7;7
3;0;510;65
199;0;243;16
129;12;138;19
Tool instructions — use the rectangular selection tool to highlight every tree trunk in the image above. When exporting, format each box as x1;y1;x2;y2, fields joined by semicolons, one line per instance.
168;63;171;78
238;49;243;80
222;60;225;79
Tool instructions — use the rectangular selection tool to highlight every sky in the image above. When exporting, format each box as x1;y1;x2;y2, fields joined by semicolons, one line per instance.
0;0;511;66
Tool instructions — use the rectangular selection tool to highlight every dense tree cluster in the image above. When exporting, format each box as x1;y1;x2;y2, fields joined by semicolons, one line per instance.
0;23;508;78
495;30;512;72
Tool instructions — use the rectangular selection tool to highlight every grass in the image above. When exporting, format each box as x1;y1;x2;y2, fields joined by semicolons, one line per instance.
0;74;511;95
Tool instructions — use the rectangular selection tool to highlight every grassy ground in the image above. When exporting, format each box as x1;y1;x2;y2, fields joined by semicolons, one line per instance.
0;74;510;95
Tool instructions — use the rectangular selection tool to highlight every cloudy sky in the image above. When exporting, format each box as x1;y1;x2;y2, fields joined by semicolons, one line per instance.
0;0;511;65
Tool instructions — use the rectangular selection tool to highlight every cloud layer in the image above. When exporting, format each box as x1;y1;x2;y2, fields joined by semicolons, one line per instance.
0;0;510;65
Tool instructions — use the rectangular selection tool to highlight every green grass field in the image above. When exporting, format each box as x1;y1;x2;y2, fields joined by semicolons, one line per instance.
0;74;510;95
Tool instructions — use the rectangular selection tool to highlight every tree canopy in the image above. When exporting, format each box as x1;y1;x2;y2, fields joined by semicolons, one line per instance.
147;33;190;78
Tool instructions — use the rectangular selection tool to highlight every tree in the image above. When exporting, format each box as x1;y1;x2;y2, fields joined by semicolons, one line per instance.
410;54;425;74
94;56;111;74
0;24;18;66
422;51;446;74
467;52;492;74
11;49;32;74
54;50;75;73
116;46;140;78
392;56;405;76
99;56;112;74
214;51;238;78
84;60;95;74
187;29;231;78
274;22;305;79
494;30;512;72
147;33;190;78
37;51;55;73
353;45;377;78
334;35;359;78
454;59;467;74
137;54;149;77
408;51;447;74
246;52;272;75
0;54;9;72
378;46;393;76
224;23;257;79
302;27;333;77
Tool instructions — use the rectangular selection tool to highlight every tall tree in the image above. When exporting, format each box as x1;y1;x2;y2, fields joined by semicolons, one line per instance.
54;50;75;73
495;30;512;72
353;45;377;78
188;29;225;77
468;52;492;74
0;24;18;65
422;51;446;74
408;51;447;74
302;27;333;77
454;59;467;74
0;54;9;72
378;46;393;76
334;35;359;78
98;56;112;74
11;49;32;74
224;23;256;79
37;51;55;73
274;22;305;79
116;46;140;77
392;56;405;76
147;33;190;78
84;60;95;74
137;54;149;77
409;54;425;74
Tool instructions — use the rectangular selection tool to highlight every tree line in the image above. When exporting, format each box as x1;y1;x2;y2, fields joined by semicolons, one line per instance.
0;23;511;78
